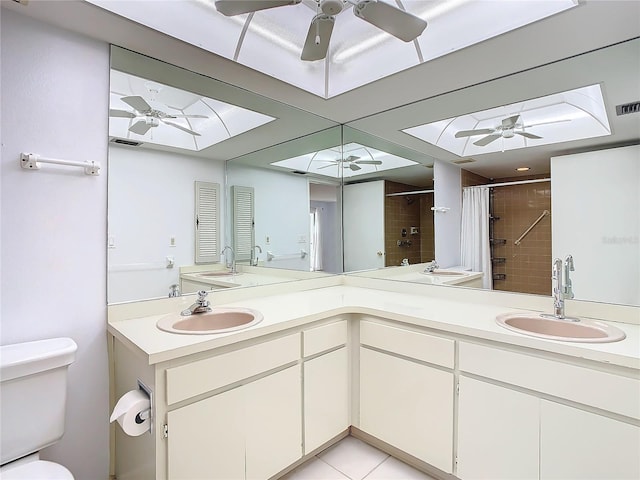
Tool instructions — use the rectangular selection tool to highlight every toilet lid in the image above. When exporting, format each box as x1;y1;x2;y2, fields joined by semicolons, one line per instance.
0;460;74;480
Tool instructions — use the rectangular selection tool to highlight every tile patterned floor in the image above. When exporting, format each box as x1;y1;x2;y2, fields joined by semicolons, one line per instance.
281;436;437;480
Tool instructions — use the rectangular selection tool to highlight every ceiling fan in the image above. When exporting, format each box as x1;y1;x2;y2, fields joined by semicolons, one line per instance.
317;155;382;171
109;96;208;136
454;114;562;147
214;0;428;62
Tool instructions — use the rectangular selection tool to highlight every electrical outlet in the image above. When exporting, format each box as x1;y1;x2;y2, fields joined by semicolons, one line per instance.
298;235;306;243
169;236;176;247
108;235;116;249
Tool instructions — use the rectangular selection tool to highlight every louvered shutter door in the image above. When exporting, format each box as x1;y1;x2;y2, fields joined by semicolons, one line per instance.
232;185;255;262
195;181;220;264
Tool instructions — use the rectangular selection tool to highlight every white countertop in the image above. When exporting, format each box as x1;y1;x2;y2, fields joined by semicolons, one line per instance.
108;285;640;369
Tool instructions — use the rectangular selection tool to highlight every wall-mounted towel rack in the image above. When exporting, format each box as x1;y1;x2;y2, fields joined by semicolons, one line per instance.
20;153;101;176
266;250;307;261
514;210;550;245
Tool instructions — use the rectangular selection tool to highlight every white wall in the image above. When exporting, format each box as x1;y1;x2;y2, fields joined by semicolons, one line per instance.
1;9;109;479
108;145;225;302
552;145;640;306
227;165;310;270
434;160;462;268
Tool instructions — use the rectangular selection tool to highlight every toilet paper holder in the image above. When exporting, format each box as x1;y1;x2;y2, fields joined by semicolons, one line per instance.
137;380;153;435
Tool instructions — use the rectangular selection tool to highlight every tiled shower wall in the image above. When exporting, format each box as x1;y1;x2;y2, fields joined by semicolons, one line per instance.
461;170;552;295
384;181;434;267
491;178;552;296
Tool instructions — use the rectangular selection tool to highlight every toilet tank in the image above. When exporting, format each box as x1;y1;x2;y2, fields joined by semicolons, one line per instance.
0;338;77;465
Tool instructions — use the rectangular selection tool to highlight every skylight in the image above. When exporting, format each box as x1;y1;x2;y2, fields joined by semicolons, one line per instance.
88;0;578;98
271;142;418;178
402;84;611;156
109;70;275;151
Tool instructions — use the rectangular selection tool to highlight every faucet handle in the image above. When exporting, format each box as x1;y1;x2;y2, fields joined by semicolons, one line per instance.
565;254;575;271
197;290;208;302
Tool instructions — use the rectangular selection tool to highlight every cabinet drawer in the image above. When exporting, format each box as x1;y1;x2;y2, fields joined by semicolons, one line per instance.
166;333;300;405
459;342;640;419
303;320;348;357
360;320;454;368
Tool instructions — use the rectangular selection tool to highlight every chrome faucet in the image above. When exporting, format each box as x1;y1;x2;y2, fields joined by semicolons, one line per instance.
547;255;577;321
424;260;439;273
181;290;212;316
221;245;236;274
251;245;262;267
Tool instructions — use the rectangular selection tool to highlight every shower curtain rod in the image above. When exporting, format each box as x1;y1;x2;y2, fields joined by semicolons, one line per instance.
463;178;550;189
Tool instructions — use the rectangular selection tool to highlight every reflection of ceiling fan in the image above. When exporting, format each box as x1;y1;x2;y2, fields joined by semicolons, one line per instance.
455;114;550;147
109;96;208;136
317;155;382;171
214;0;428;62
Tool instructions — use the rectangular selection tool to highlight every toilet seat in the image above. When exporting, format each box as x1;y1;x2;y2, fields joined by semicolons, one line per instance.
0;460;74;480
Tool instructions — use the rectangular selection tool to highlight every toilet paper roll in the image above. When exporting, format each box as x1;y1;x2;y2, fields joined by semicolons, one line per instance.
110;389;151;437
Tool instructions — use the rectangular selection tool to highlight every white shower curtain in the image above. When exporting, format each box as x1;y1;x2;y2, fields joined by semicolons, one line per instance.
461;187;492;289
310;208;323;272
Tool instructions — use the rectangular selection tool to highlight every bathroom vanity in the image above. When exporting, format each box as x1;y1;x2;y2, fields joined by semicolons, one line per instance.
108;279;640;480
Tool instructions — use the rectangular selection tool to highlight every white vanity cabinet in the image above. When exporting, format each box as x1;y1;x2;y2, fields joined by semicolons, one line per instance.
302;320;350;454
457;342;640;480
358;319;455;473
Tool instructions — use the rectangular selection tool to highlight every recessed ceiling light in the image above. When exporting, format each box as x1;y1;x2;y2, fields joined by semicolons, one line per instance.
516;167;531;171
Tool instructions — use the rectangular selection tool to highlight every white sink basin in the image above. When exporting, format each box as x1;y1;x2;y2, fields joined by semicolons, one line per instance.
157;307;262;335
496;312;626;343
423;270;466;277
197;271;241;277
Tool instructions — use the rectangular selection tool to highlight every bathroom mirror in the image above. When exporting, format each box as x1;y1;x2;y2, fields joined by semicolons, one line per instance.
107;46;338;304
344;39;640;307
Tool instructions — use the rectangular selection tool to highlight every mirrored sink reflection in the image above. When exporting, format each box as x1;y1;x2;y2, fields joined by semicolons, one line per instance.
496;312;626;343
423;270;467;277
157;307;263;335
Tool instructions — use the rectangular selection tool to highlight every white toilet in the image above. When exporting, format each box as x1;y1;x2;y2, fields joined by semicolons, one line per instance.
0;337;77;479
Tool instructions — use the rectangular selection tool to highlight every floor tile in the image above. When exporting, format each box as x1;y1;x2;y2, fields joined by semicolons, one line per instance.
318;436;389;480
281;457;350;480
364;456;437;480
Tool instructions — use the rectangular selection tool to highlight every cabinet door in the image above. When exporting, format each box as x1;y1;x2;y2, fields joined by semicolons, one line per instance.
245;365;302;480
304;347;349;454
167;386;245;480
540;400;640;480
457;376;539;480
359;347;453;472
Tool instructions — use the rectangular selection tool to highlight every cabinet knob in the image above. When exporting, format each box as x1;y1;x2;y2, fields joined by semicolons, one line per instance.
377;251;384;256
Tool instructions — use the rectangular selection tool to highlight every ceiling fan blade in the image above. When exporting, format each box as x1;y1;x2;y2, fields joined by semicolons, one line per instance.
214;0;301;16
109;108;137;118
301;14;335;62
161;119;202;136
121;96;152;113
501;115;520;129
349;163;362;171
455;128;496;138
473;134;502;147
352;0;427;42
515;131;543;140
129;119;154;135
354;160;382;165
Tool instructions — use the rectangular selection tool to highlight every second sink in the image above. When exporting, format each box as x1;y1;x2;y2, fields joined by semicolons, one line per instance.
157;307;263;335
496;312;626;343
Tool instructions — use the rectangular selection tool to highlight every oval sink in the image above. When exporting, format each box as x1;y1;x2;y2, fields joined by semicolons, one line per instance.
157;307;262;335
423;270;466;276
197;271;241;277
496;312;626;343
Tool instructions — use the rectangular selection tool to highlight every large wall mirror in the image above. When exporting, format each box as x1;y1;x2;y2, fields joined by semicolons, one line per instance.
344;38;639;307
107;47;337;304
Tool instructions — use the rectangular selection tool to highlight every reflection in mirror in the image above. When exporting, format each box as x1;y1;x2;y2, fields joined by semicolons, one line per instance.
345;39;640;306
226;127;344;274
107;47;337;304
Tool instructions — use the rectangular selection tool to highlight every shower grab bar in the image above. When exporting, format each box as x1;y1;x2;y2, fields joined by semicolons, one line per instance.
514;210;550;245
